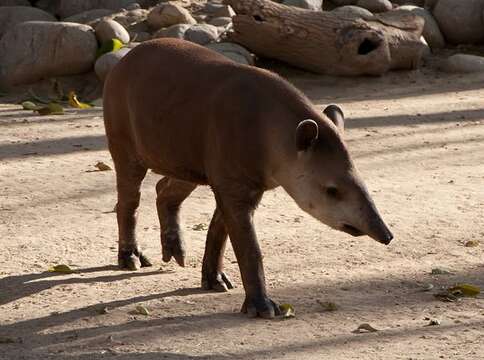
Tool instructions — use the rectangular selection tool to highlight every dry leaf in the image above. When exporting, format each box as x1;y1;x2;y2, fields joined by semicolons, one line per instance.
464;240;479;247
68;91;92;109
192;223;208;231
135;305;150;316
317;300;338;311
279;303;295;318
431;267;452;275
353;323;379;333
95;161;112;171
48;264;74;274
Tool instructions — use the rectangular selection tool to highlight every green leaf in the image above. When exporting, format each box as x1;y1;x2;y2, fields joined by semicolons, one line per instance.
135;305;150;316
448;284;480;297
96;38;124;59
35;102;64;116
21;101;41;111
317;300;338;311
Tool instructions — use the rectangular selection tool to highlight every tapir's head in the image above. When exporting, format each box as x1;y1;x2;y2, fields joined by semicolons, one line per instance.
280;105;393;245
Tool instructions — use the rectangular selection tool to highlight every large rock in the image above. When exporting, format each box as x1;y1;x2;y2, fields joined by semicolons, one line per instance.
0;21;97;86
63;9;117;24
356;0;392;12
46;0;139;19
206;42;254;65
184;24;218;45
0;6;56;39
152;23;191;39
398;5;444;49
0;0;30;5
331;5;373;18
147;3;196;30
95;19;130;43
432;0;484;44
441;54;484;73
95;47;131;81
282;0;323;11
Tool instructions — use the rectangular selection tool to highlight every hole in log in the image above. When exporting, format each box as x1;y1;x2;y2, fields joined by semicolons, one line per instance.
358;38;380;55
253;14;265;22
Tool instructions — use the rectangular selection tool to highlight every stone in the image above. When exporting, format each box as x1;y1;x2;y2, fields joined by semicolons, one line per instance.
0;21;98;86
398;5;445;49
95;19;130;43
208;17;233;27
441;54;484;73
95;47;131;81
206;42;254;65
0;6;56;39
152;23;191;39
0;0;30;5
282;0;323;11
331;5;373;18
52;0;139;19
147;3;196;30
212;5;236;18
63;9;116;24
111;8;148;28
356;0;392;13
184;24;218;45
130;31;151;42
432;0;484;44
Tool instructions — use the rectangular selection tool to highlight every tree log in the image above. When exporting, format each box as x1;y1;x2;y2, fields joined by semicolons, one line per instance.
225;0;426;76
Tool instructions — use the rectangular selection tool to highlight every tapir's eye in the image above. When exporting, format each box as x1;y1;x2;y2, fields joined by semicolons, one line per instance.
325;186;340;199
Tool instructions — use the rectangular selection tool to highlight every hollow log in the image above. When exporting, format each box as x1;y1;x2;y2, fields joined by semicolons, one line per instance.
225;0;426;76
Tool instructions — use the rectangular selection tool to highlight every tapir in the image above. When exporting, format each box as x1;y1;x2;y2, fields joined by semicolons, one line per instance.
103;38;393;318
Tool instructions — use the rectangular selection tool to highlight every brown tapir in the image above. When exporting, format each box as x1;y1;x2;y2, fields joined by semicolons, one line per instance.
103;38;393;318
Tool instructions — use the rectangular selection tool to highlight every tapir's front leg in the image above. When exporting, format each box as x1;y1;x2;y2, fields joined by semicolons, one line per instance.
202;206;233;292
156;177;197;267
215;187;280;319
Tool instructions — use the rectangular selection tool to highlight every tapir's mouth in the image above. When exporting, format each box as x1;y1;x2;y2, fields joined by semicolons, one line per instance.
340;224;365;237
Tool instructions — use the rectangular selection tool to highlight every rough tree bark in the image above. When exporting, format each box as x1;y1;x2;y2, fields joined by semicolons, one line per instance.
225;0;426;76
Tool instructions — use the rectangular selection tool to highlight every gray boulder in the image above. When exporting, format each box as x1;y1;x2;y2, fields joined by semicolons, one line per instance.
441;54;484;73
147;3;196;30
432;0;484;44
184;24;218;45
0;6;56;39
0;21;97;86
206;42;254;65
356;0;393;12
95;19;130;43
398;5;445;49
331;5;373;18
282;0;323;11
95;47;131;81
152;23;191;39
63;9;116;24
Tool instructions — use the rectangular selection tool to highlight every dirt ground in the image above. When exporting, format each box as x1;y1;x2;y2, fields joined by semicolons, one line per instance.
0;67;483;360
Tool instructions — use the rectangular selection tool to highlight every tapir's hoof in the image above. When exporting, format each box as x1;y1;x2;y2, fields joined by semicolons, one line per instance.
162;231;186;267
201;271;234;292
241;296;280;319
118;251;152;270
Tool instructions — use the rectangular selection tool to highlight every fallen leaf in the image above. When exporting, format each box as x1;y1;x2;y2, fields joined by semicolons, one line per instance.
421;283;434;292
21;101;41;111
97;38;124;59
95;161;112;171
448;284;480;297
68;91;92;109
317;300;338;311
192;223;208;231
135;305;150;316
431;267;452;275
464;240;479;247
353;323;379;333
279;303;295;318
35;102;64;116
48;264;74;274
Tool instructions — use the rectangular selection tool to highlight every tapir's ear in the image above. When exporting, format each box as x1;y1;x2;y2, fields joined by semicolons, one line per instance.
296;119;319;152
323;104;345;133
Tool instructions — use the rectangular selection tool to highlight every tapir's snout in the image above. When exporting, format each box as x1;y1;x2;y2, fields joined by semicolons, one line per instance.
367;216;393;245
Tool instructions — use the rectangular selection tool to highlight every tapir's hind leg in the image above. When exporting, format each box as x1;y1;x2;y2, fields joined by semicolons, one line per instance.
202;206;233;292
156;177;197;267
115;160;151;270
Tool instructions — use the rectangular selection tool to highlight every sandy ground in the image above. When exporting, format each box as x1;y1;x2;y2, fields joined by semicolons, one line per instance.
0;68;483;360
